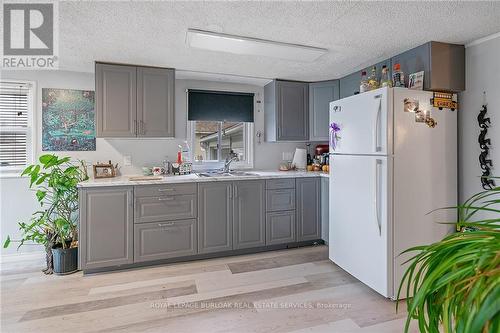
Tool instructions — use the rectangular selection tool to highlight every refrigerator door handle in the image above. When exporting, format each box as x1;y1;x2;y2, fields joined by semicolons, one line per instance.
374;159;382;236
373;95;382;153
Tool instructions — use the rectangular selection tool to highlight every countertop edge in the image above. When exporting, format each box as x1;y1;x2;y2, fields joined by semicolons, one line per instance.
77;171;329;188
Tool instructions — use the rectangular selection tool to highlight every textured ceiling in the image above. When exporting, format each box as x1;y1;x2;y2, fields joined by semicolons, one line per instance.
54;1;500;81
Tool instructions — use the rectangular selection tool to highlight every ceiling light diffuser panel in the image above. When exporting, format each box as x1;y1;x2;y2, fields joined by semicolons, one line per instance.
186;29;328;62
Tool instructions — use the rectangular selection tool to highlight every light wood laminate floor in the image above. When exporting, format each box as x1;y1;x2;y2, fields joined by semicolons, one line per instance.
1;246;417;332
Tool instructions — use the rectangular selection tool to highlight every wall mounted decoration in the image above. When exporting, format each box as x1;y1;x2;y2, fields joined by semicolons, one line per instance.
42;88;95;151
477;100;495;189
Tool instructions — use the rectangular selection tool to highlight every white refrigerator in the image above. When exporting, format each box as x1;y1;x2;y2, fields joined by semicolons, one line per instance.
328;87;457;299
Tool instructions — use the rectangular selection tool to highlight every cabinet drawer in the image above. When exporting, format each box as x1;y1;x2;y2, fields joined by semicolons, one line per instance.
134;219;197;262
135;183;197;198
266;189;295;212
135;194;197;223
266;178;295;190
266;211;296;245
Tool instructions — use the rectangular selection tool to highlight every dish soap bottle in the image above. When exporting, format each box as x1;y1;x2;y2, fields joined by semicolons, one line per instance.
380;65;392;87
359;71;369;93
367;66;379;90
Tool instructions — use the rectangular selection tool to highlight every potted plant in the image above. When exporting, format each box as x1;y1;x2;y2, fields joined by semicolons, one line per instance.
398;180;500;333
3;154;88;275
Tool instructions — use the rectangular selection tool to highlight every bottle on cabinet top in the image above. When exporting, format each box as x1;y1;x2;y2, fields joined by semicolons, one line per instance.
392;63;405;87
380;65;392;87
367;66;379;91
359;71;369;93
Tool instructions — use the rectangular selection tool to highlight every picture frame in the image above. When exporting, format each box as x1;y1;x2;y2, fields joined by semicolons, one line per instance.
93;161;117;178
408;71;424;90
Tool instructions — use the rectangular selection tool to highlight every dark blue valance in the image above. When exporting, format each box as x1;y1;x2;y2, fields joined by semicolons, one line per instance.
188;89;254;122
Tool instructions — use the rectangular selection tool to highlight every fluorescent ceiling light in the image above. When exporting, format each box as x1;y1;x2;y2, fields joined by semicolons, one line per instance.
186;29;328;62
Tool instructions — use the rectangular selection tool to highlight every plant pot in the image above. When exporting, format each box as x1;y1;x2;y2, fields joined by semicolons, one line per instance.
51;247;78;275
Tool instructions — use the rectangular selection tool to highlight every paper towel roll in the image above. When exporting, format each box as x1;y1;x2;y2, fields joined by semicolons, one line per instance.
292;148;307;170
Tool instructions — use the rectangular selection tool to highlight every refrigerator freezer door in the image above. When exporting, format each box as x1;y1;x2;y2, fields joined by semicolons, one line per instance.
329;87;392;155
329;154;391;298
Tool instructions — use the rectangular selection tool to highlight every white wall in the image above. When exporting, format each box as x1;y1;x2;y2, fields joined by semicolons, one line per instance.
0;69;305;255
458;34;500;203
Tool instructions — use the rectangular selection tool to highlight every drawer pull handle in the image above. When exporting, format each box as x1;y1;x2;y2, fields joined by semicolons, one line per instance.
158;223;175;227
158;188;174;192
158;197;174;201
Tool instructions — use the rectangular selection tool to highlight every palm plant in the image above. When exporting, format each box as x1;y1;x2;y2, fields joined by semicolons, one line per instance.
3;154;88;274
398;180;500;333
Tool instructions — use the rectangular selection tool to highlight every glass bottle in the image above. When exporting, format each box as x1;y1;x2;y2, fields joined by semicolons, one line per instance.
380;65;392;87
359;71;369;93
367;66;379;90
392;63;405;87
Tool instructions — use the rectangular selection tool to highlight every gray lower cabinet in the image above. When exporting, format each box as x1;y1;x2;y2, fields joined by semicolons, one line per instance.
198;182;233;254
233;180;266;249
266;211;296;245
309;80;339;141
137;67;175;137
134;219;196;262
79;187;133;270
134;194;197;223
296;178;321;241
96;63;137;137
266;188;295;212
265;80;309;142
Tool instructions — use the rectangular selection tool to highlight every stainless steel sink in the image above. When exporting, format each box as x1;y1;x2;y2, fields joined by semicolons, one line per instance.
197;171;259;178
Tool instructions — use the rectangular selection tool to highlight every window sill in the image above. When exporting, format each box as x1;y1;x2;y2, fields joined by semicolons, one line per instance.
0;171;24;179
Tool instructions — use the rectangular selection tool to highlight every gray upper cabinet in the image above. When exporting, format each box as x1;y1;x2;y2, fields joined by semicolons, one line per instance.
309;80;339;141
137;67;175;137
296;178;321;242
265;80;309;142
339;59;391;99
96;63;175;138
198;182;233;254
391;41;465;92
79;187;133;270
233;180;266;250
96;63;137;137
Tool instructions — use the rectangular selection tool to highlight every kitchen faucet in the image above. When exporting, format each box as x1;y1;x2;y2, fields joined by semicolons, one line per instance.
223;154;239;173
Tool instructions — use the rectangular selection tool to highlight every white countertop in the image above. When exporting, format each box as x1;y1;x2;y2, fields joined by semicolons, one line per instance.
78;170;329;188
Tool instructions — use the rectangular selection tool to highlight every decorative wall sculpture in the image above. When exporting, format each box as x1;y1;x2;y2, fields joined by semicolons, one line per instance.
477;103;495;189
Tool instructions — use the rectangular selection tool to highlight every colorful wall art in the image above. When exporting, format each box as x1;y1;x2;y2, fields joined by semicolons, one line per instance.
42;88;95;151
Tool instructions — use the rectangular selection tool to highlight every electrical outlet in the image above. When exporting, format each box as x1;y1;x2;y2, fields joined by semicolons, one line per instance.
282;152;293;161
123;155;132;166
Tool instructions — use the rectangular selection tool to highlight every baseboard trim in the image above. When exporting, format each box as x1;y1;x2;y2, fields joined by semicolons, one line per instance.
1;251;45;263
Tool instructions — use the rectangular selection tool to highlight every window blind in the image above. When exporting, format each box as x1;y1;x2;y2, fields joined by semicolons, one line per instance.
0;83;31;168
188;89;254;122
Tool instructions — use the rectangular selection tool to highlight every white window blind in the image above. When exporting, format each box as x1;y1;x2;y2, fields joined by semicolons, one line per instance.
0;82;33;171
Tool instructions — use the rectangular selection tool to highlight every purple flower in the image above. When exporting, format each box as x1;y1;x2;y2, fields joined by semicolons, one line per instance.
329;122;341;150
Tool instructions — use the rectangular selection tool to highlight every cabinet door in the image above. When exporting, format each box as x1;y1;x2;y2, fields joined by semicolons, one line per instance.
198;182;233;254
309;80;339;141
296;178;321;241
266;211;296;245
233;180;265;250
96;63;137;137
137;67;175;137
79;187;133;270
276;81;309;141
134;220;196;262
